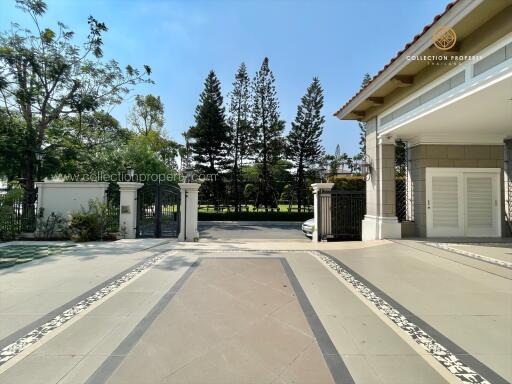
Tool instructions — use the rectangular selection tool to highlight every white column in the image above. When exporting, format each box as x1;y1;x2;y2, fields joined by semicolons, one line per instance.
362;135;401;240
118;182;144;239
178;183;200;242
312;183;334;242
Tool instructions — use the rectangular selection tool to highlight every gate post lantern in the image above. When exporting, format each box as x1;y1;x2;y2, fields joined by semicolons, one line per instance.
178;183;201;242
118;182;144;239
311;183;334;242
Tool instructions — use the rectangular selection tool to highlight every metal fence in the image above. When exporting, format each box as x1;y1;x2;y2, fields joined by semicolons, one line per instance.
396;178;407;222
318;190;366;240
0;188;38;239
105;184;120;233
506;166;512;235
395;142;413;223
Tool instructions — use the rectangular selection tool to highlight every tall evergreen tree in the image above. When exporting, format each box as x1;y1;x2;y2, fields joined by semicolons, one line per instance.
357;73;372;157
251;57;284;208
188;71;229;205
227;63;252;211
287;77;325;211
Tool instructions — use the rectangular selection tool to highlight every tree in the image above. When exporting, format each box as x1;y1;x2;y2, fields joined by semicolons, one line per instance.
123;134;170;177
227;63;252;211
45;111;131;178
128;94;164;136
287;77;325;211
188;70;230;205
251;57;284;208
0;108;25;181
357;73;372;157
179;130;192;174
0;0;152;190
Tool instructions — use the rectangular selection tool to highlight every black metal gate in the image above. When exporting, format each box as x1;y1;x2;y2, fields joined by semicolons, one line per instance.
136;183;180;238
318;190;366;240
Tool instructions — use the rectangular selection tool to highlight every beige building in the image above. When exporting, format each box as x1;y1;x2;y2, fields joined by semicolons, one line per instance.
335;0;512;239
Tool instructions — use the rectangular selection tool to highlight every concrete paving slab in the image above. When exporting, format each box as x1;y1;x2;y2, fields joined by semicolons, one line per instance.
323;242;512;383
0;240;173;344
0;250;194;383
100;258;340;384
0;239;508;384
198;221;308;240
441;243;512;263
0;354;82;384
284;252;448;384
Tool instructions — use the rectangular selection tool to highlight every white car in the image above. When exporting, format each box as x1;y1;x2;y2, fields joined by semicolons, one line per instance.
301;218;314;237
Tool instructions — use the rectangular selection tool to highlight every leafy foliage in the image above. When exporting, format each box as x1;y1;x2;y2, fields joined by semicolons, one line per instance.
0;0;152;188
128;94;165;136
331;176;366;191
35;208;67;240
69;199;117;242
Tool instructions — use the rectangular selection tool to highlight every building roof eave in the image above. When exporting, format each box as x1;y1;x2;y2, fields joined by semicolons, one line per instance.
334;0;484;121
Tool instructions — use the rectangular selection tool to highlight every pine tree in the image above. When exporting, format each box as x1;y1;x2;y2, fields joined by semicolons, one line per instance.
189;71;230;205
251;57;284;208
287;77;325;211
227;63;252;211
358;73;372;157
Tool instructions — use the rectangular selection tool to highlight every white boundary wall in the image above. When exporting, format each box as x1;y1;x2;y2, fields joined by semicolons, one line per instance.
35;182;109;219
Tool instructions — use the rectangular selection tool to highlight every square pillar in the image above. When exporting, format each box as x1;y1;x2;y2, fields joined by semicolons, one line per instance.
178;183;200;242
362;133;401;240
312;183;334;242
118;182;144;239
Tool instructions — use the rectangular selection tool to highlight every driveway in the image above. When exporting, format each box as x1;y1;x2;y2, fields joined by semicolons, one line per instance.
0;239;510;384
198;221;308;240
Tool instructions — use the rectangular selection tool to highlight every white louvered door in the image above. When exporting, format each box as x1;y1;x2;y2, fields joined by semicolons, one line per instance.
464;173;499;237
426;168;501;238
427;171;464;237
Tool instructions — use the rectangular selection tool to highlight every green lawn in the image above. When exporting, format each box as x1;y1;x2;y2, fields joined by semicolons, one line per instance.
0;244;75;269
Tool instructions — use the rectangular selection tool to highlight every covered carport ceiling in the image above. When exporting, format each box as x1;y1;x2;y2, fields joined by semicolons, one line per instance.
384;73;512;145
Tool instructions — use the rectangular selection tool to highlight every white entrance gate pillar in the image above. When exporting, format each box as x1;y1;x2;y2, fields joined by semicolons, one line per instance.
178;183;200;242
312;183;334;242
118;182;144;239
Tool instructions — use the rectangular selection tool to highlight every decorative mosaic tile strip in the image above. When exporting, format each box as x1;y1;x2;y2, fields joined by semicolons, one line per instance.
0;253;166;367
311;251;491;384
426;242;512;270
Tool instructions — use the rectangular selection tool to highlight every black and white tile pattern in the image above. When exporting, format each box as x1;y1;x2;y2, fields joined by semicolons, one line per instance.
312;251;491;384
0;253;166;367
426;242;512;270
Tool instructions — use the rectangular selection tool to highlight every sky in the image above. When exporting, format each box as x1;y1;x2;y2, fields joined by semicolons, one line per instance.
0;0;449;156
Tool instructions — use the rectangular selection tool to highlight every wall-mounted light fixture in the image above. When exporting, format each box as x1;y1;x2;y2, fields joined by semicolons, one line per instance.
126;167;135;182
357;154;372;181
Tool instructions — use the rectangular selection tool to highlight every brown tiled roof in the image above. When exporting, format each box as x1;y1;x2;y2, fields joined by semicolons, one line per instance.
334;0;460;117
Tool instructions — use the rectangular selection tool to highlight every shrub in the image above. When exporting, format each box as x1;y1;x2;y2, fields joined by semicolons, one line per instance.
330;175;366;191
198;211;312;222
69;199;117;242
35;208;68;240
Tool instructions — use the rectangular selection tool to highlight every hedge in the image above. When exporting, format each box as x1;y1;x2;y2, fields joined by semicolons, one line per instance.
198;211;313;222
330;175;366;191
